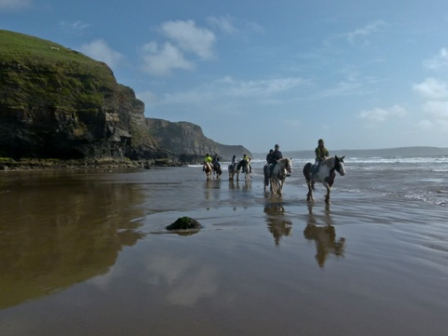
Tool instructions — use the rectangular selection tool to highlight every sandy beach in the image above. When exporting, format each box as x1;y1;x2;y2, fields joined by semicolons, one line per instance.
0;163;447;336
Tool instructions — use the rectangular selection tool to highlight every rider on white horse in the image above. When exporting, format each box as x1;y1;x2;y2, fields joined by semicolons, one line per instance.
268;144;283;176
311;139;329;179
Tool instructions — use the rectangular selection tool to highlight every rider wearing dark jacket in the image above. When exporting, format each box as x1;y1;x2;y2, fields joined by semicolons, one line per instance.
268;144;283;176
266;149;274;164
272;144;283;161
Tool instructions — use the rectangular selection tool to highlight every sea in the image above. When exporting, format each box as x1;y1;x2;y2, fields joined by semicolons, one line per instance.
1;151;448;336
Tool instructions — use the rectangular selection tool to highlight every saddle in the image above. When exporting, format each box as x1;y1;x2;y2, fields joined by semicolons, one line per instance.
266;162;284;178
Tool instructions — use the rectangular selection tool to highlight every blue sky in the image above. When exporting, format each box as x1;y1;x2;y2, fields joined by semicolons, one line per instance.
1;0;448;152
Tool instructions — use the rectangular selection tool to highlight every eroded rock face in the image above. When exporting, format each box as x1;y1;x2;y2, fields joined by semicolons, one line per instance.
146;118;252;160
0;30;164;160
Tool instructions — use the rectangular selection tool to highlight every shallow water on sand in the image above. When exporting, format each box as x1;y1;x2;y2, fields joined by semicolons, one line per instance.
0;166;447;336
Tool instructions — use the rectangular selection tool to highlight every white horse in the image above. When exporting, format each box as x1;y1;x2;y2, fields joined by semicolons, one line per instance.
302;156;346;203
264;157;293;196
228;161;238;180
229;159;251;181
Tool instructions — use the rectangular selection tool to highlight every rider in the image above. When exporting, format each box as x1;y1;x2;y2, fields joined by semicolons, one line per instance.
242;154;252;173
266;149;274;164
269;144;283;176
312;139;329;178
272;144;283;161
203;153;212;171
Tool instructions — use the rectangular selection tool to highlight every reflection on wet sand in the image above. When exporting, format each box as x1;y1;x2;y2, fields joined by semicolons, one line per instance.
0;171;145;310
228;179;251;191
304;203;345;267
264;202;292;245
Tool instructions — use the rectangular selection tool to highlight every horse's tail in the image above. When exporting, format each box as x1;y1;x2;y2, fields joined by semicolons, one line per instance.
303;162;312;181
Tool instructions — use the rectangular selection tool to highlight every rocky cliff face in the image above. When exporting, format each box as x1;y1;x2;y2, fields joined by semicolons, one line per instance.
0;30;251;162
146;118;252;160
0;30;166;160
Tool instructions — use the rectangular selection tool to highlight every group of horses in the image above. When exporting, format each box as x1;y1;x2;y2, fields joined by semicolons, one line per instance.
203;155;346;203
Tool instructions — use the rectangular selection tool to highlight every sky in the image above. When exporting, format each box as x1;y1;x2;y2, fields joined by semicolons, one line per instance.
1;0;448;153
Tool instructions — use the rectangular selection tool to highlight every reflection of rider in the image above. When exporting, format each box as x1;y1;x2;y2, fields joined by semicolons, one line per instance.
304;203;345;267
312;139;329;178
264;204;292;245
203;153;212;171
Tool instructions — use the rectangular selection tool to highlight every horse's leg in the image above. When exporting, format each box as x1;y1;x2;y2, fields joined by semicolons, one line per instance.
278;177;285;196
323;182;331;204
306;179;313;201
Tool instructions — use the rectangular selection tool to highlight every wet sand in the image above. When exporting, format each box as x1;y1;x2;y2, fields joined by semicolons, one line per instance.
0;167;447;335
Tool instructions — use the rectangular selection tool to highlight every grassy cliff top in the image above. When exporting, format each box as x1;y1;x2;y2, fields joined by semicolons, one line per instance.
0;29;118;111
0;29;115;83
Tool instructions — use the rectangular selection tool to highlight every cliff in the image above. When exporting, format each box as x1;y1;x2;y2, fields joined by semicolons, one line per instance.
0;29;251;164
146;118;252;160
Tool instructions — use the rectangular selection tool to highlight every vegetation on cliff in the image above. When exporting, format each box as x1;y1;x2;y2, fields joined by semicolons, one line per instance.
0;30;115;113
0;29;161;161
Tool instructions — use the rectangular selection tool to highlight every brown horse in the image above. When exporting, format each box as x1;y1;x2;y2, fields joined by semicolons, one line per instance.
203;162;213;180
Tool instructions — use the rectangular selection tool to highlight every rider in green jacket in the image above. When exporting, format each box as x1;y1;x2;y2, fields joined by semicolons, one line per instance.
312;139;329;178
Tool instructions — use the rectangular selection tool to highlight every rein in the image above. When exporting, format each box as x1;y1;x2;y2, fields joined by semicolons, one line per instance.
329;156;340;175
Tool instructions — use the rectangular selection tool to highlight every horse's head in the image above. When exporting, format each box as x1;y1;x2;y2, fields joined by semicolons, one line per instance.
335;156;346;176
283;157;293;174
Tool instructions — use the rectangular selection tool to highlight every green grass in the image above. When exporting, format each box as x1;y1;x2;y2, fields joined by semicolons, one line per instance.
0;29;117;111
0;30;109;74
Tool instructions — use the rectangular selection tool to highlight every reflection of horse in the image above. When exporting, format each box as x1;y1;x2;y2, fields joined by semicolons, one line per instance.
264;158;293;196
264;203;292;245
302;155;346;203
304;203;345;267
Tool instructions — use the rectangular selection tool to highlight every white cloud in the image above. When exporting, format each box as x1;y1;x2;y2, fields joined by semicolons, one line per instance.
215;76;306;97
422;101;448;121
418;119;433;129
80;39;124;68
423;48;448;69
160;20;216;59
0;0;32;10
207;16;238;34
413;78;448;100
141;42;194;77
136;90;160;106
207;16;264;35
316;81;363;98
359;105;407;123
59;20;91;33
146;76;306;108
344;20;386;44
